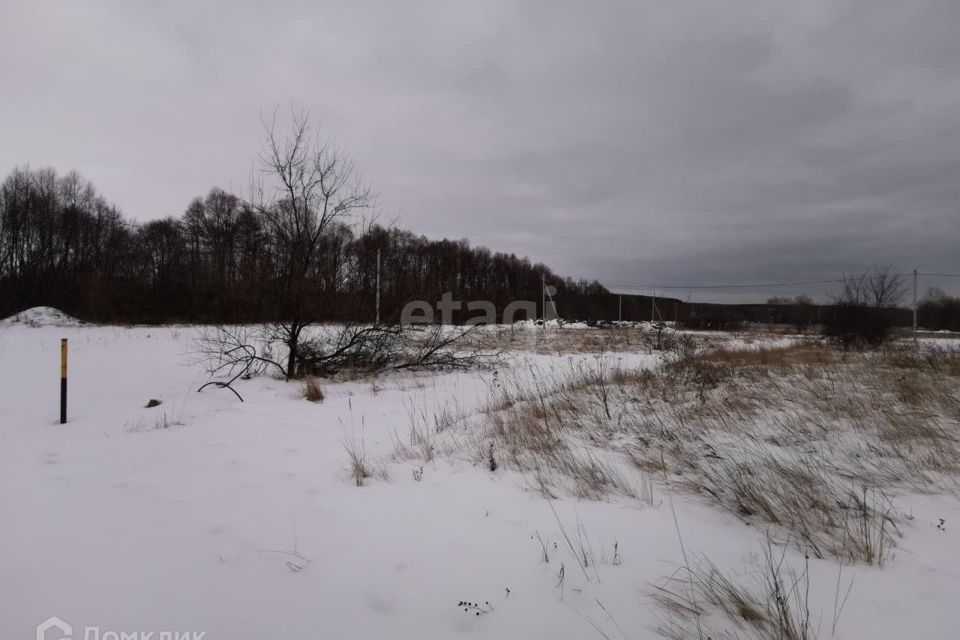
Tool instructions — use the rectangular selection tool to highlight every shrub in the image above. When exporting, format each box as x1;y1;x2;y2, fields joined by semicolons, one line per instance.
823;266;907;350
302;377;324;402
822;302;895;350
343;434;371;486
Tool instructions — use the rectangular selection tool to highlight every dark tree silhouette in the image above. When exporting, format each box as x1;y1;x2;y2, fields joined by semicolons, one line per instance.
0;164;607;327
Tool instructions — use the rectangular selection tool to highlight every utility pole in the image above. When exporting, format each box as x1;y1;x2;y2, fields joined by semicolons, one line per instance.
913;268;918;339
375;248;381;325
651;293;655;323
541;273;546;323
618;294;622;322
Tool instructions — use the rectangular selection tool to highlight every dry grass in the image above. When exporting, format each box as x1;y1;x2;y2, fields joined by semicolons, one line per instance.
471;340;960;564
301;377;325;402
467;323;727;356
651;536;815;640
342;433;372;486
480;358;650;500
391;396;471;464
692;341;834;368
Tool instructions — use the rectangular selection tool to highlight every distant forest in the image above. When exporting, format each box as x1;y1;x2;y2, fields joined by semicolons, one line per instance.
0;166;607;323
4;165;959;332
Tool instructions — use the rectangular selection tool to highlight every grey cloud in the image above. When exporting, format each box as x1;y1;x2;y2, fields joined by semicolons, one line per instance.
1;0;958;302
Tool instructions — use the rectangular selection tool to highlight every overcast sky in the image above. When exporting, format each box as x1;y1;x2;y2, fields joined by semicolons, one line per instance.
2;0;959;302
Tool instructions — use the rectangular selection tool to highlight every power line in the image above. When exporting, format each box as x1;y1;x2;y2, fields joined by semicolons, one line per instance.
607;277;848;291
607;271;960;292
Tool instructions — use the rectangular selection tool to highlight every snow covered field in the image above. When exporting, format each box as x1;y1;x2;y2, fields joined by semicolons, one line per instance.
1;318;959;639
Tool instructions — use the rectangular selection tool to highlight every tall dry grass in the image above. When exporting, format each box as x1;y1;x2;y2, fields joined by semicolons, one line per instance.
651;535;816;640
473;340;960;564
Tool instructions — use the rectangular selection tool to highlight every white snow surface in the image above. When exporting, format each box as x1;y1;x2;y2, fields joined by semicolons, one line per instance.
0;324;958;639
0;306;87;328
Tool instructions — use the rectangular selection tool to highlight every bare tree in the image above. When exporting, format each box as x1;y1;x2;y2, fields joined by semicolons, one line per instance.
249;107;374;378
838;271;869;307
827;265;906;350
839;265;907;308
195;323;500;400
865;264;907;309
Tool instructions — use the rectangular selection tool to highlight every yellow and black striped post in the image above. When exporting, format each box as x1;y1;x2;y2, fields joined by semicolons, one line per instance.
60;338;68;424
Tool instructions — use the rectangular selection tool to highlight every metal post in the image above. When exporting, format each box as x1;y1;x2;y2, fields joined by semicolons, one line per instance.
60;338;68;424
375;248;381;325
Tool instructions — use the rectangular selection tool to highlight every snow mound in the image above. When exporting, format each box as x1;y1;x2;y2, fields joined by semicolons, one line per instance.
0;306;87;328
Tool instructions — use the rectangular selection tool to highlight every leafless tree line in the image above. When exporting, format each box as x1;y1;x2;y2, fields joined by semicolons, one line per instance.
0;109;605;326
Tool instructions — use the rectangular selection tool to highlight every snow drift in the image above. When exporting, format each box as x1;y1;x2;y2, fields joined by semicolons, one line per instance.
0;306;87;328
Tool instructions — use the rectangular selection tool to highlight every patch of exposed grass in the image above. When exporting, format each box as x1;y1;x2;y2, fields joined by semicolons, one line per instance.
651;536;816;640
342;434;372;487
301;377;325;402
